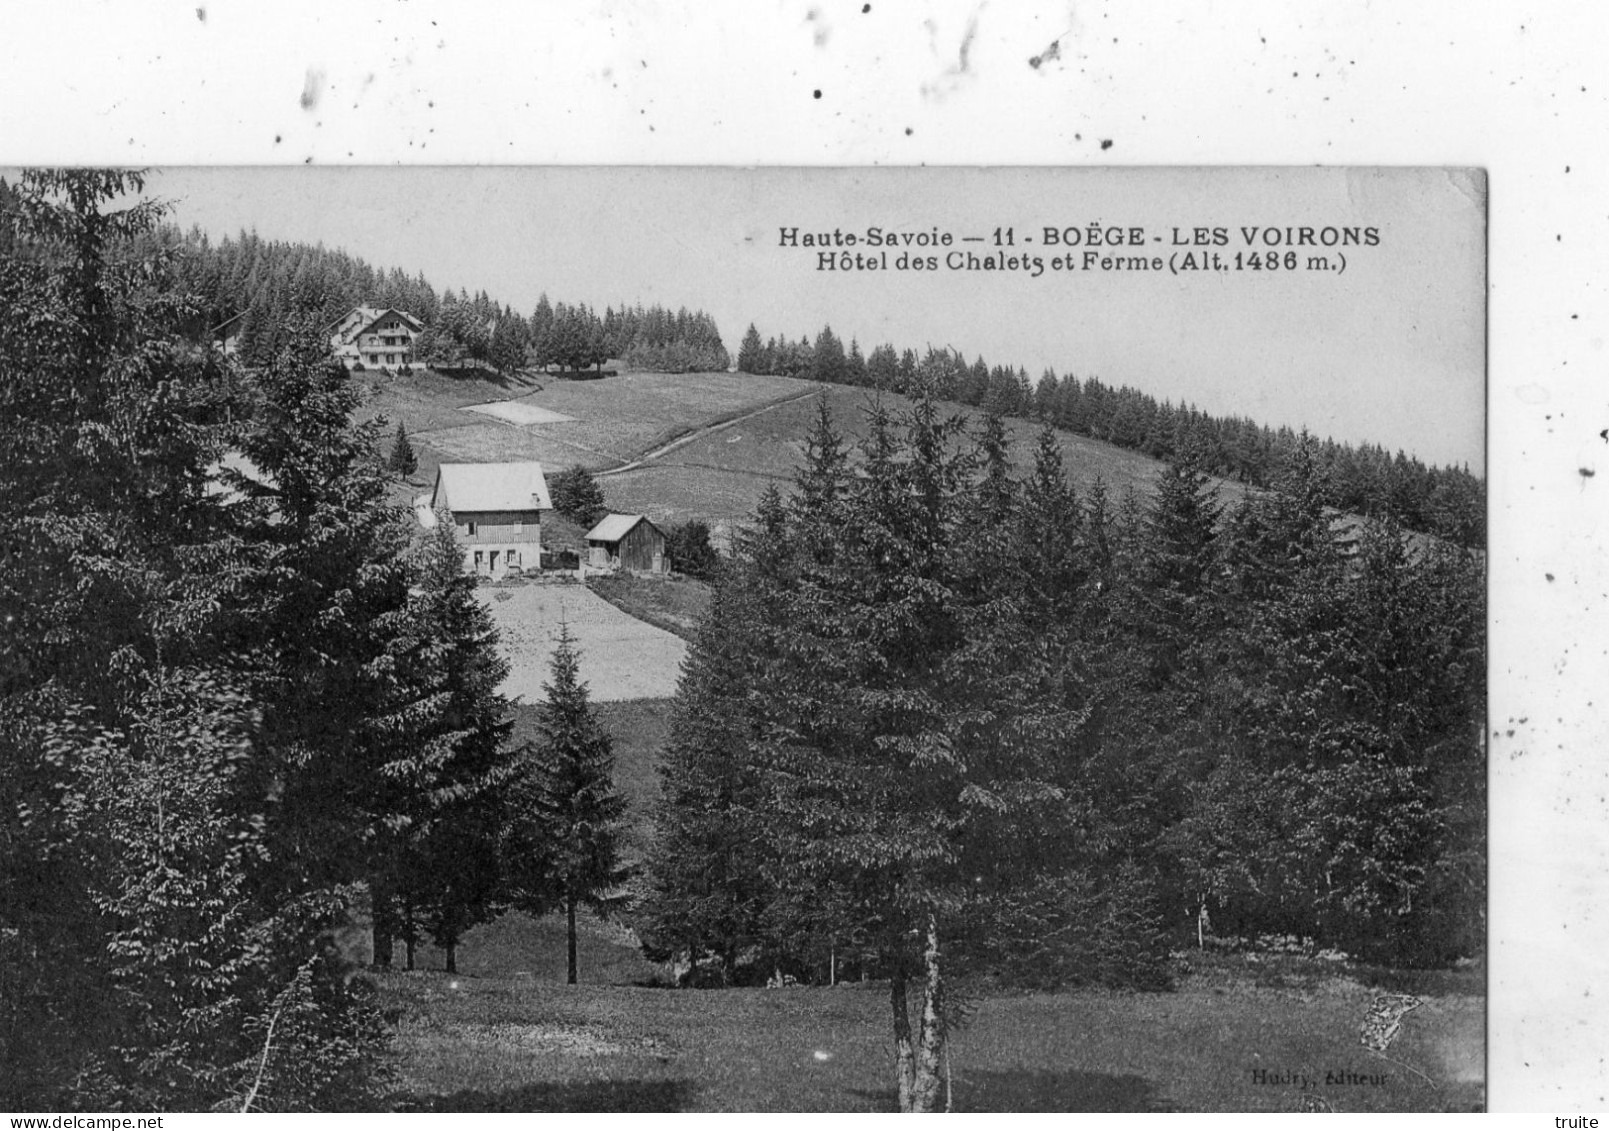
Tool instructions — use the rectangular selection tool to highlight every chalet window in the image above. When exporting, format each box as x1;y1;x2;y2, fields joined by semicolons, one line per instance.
466;522;477;536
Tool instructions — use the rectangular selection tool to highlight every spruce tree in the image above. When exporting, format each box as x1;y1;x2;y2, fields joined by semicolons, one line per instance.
528;293;554;368
740;396;1093;1110
736;323;764;374
505;626;630;983
638;566;770;981
388;420;418;480
548;464;607;527
0;170;391;1111
845;338;868;386
376;517;519;973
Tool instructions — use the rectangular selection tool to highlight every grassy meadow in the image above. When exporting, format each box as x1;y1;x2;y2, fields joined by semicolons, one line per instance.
362;367;822;504
587;575;712;642
363;365;1245;538
379;910;1484;1113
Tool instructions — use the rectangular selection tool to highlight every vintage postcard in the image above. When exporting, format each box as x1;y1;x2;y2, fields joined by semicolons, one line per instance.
0;166;1484;1113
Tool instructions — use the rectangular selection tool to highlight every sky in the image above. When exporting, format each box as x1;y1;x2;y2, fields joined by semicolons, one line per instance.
148;166;1486;472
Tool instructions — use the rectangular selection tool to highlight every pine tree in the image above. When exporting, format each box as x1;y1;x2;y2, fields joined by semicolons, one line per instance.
505;626;630;983
528;293;554;369
235;325;416;897
375;517;519;974
388;420;418;480
736;323;764;374
664;519;719;580
638;565;771;981
737;396;1093;1110
845;338;868;386
548;464;607;527
0;169;390;1111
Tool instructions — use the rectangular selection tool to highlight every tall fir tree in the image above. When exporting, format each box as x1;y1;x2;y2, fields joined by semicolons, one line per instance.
735;396;1098;1110
736;322;764;374
505;626;630;983
0;169;391;1111
811;325;846;385
374;517;520;974
388;420;418;480
638;559;771;981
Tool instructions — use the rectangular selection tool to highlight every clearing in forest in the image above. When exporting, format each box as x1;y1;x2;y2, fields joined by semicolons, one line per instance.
481;581;686;703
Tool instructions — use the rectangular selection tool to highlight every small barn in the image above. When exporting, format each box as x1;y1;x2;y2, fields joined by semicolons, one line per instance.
584;513;667;574
431;461;552;578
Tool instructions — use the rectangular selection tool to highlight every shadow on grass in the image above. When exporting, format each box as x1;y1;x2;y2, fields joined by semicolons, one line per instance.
855;1068;1179;1113
398;1078;696;1113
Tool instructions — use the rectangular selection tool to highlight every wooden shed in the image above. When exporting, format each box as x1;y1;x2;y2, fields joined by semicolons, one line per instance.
584;513;667;574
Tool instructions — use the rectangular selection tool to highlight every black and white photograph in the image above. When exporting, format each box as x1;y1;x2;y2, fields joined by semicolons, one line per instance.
4;0;1607;1119
0;165;1486;1113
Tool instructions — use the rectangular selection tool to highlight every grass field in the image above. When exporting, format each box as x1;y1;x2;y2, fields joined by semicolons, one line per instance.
481;581;685;703
364;366;1241;541
587;576;712;642
380;913;1483;1113
362;368;819;505
603;381;1250;537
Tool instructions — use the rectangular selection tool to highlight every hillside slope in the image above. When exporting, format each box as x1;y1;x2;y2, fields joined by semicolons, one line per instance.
364;367;1249;545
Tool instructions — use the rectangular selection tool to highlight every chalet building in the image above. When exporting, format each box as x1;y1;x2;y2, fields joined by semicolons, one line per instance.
430;461;552;578
584;513;668;575
329;305;423;369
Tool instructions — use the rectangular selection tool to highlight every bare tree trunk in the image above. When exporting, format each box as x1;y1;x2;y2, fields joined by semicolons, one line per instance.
566;894;578;985
405;935;416;971
445;937;457;975
911;914;946;1113
890;971;916;1113
372;921;393;969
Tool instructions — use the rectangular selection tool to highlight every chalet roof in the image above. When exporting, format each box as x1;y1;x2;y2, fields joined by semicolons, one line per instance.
585;513;657;543
431;461;552;513
329;305;423;343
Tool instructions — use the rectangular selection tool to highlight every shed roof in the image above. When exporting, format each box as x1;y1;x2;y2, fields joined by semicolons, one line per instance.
432;461;552;513
584;513;657;543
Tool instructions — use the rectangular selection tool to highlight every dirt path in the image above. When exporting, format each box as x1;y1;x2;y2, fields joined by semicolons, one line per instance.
595;387;822;478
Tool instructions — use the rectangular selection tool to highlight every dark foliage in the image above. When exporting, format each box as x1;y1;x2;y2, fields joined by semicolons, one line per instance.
388;420;417;479
502;626;631;983
665;519;719;580
644;381;1483;1107
0;170;398;1110
549;464;608;528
